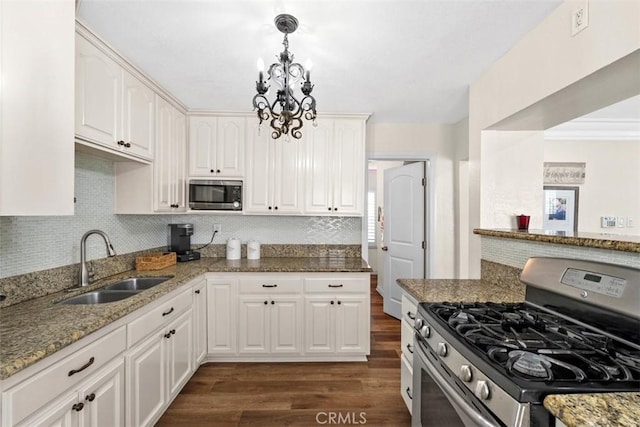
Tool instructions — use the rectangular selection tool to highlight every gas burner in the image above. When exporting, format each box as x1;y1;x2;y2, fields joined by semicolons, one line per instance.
509;351;551;379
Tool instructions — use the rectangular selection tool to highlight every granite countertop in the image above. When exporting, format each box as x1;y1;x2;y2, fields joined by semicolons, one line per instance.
544;393;640;427
474;228;640;253
396;278;525;303
0;257;371;381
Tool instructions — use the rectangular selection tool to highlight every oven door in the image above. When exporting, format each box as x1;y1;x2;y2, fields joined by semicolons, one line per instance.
412;337;504;427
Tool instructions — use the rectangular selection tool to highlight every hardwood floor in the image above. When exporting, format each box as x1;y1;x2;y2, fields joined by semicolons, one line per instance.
157;274;412;426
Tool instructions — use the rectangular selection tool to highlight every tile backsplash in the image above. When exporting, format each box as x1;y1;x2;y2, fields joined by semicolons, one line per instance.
0;153;362;279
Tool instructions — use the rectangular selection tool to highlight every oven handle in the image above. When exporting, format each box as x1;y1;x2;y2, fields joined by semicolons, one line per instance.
415;339;498;427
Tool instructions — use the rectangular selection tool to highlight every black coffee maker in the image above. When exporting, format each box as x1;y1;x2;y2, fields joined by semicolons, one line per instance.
168;223;201;262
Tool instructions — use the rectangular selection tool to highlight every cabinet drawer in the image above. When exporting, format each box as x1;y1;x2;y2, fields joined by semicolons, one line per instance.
128;288;191;345
239;277;302;294
304;277;369;293
401;294;418;327
401;319;415;364
400;353;413;414
6;326;126;426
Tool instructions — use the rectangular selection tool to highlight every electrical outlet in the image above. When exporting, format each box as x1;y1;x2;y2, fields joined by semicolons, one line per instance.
628;217;635;228
617;217;626;228
601;216;616;228
213;224;222;232
571;1;589;36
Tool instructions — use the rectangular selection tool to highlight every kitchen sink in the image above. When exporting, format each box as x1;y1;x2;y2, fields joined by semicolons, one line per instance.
102;276;172;291
57;290;139;305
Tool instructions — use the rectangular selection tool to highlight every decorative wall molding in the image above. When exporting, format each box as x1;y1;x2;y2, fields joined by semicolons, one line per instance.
544;118;640;141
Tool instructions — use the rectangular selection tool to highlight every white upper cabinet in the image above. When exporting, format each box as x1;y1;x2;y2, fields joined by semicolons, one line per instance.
188;116;245;178
244;122;304;214
304;117;366;216
155;96;187;212
0;0;75;216
75;32;153;162
122;70;155;160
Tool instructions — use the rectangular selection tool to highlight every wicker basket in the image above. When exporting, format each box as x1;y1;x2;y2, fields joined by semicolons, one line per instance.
135;252;177;271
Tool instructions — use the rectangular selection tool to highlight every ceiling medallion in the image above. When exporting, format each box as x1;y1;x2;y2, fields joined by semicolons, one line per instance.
253;14;317;140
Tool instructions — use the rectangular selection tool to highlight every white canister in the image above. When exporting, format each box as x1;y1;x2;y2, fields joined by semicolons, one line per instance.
226;237;241;260
247;240;261;260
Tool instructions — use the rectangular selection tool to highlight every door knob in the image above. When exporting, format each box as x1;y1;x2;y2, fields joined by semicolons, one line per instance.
381;246;388;251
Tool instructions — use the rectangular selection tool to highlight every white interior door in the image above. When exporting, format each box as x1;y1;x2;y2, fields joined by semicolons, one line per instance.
382;162;425;319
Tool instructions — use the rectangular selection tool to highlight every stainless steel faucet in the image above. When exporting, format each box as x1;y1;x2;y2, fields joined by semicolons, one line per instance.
79;230;116;287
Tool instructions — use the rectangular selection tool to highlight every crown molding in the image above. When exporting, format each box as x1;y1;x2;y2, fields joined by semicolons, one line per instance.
544;118;640;141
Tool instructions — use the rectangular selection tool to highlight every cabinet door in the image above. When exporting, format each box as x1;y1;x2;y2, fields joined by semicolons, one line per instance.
244;122;273;213
172;110;187;212
126;333;165;427
304;296;335;353
17;391;78;427
75;36;121;148
155;96;175;212
304;120;334;214
238;296;270;353
335;295;369;353
207;279;238;354
270;296;303;354
188;116;217;176
122;70;154;160
216;116;245;177
80;359;125;427
273;139;303;214
166;309;193;399
332;119;365;215
192;281;208;365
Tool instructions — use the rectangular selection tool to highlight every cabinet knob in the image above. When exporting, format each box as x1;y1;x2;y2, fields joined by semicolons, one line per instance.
334;207;338;211
330;300;334;305
72;402;84;412
327;207;332;211
85;393;96;402
195;289;201;294
271;300;275;305
268;206;272;210
337;300;341;305
117;140;125;146
264;300;268;305
210;169;214;173
124;142;131;148
216;169;221;173
274;206;278;210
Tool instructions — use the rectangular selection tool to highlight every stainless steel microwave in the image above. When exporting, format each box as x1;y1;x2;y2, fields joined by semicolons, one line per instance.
188;180;242;211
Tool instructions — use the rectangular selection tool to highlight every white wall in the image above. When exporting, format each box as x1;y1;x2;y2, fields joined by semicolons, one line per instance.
480;131;545;230
467;0;640;278
367;123;456;278
544;139;640;234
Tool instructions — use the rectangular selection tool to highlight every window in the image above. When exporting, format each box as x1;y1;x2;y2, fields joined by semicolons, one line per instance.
367;191;376;245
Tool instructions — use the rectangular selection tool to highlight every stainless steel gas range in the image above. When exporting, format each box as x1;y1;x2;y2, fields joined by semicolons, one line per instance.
411;257;640;427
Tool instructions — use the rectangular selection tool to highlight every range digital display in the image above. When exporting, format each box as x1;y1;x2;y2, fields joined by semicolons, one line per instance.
583;273;602;283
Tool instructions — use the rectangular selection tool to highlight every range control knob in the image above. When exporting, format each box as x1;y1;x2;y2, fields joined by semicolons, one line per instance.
459;365;473;382
420;325;431;338
476;381;491;400
414;318;424;330
436;342;448;357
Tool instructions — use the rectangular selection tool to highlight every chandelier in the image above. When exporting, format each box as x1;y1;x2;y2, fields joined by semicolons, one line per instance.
253;14;317;140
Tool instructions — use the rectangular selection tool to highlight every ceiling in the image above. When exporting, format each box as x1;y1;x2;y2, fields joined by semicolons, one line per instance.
77;0;564;124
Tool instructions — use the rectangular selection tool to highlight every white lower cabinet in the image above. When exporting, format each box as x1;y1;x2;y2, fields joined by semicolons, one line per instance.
400;292;418;414
238;281;303;355
126;289;193;427
206;277;238;355
192;279;208;365
207;272;370;361
3;326;127;427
